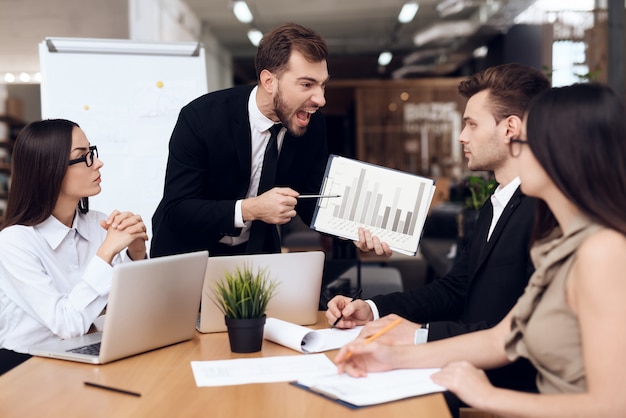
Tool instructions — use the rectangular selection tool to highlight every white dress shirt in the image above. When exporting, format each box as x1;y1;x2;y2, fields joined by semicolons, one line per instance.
487;176;520;241
220;85;285;246
0;210;130;353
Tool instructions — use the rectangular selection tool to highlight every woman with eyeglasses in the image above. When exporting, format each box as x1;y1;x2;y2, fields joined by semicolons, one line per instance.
335;83;626;417
0;119;148;374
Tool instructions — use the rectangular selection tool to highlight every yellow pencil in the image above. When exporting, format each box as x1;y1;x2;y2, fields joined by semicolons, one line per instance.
343;317;403;361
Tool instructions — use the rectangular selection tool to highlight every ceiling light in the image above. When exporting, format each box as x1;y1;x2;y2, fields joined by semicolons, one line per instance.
247;29;263;47
233;1;254;23
535;0;595;12
1;72;42;84
398;2;419;23
473;46;488;58
378;51;393;66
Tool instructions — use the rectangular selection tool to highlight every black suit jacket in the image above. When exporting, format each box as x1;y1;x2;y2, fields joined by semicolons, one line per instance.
150;85;328;258
372;187;537;392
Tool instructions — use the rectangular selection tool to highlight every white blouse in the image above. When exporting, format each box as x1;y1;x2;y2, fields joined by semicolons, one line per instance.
0;210;130;353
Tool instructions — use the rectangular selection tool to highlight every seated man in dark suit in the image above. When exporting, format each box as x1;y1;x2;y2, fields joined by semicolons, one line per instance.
151;23;330;258
326;63;551;394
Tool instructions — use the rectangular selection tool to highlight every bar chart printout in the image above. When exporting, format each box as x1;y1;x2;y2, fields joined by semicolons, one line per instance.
311;155;436;256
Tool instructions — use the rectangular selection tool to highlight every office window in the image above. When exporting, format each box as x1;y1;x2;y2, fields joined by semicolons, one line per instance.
517;0;599;85
552;40;589;86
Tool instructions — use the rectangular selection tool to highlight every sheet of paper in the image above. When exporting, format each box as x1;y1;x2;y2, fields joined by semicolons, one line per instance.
311;155;436;256
191;353;336;387
296;368;445;407
263;317;362;353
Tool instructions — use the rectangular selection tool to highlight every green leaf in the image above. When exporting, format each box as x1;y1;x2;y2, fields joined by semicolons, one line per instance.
464;175;497;210
211;262;279;319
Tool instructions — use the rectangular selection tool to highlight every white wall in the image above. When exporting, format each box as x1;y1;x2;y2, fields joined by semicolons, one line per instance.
201;24;234;91
0;0;232;93
129;0;233;91
5;85;41;123
129;0;200;41
0;0;129;75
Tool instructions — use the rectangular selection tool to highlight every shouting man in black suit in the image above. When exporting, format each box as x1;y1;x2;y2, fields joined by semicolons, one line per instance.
151;23;329;258
326;63;551;394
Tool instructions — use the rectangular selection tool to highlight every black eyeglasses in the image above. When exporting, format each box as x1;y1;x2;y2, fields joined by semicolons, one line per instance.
509;139;528;158
68;146;98;167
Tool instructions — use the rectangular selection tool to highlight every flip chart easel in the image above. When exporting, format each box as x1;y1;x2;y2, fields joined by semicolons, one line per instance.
39;37;208;245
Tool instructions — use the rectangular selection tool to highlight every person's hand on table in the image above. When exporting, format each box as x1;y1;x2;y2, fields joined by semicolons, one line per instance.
431;361;496;409
326;294;374;328
335;339;396;377
357;314;419;345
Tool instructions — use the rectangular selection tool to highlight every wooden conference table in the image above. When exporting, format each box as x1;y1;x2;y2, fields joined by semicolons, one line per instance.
0;312;451;418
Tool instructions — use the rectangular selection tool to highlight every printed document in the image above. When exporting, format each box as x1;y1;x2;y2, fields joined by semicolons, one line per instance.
191;354;336;387
263;318;361;353
311;155;435;256
294;368;445;408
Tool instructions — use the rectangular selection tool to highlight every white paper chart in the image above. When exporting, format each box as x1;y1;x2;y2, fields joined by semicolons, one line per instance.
311;155;435;256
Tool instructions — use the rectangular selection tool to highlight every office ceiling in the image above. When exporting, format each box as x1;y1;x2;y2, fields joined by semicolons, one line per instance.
0;0;539;84
183;0;539;81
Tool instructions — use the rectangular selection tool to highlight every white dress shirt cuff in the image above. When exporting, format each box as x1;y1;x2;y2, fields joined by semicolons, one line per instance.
414;323;429;344
364;299;380;321
234;199;245;228
82;256;114;297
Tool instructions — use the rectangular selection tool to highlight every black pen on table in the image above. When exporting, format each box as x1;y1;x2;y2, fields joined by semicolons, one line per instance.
84;381;141;397
331;288;363;328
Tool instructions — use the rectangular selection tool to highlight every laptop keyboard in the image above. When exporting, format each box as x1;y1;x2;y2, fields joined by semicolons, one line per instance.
67;342;101;356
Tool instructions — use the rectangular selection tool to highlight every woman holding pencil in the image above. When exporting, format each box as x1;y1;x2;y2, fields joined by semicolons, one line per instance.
335;83;626;417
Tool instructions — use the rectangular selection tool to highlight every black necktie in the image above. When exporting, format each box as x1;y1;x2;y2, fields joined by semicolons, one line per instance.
257;124;281;194
247;124;282;253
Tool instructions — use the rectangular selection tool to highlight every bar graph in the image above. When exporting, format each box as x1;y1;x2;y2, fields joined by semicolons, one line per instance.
311;155;436;256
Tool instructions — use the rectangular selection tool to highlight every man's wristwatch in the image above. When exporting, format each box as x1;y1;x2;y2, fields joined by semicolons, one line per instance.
414;323;429;344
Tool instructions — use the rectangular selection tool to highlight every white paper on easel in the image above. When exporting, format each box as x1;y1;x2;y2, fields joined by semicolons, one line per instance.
263;318;362;353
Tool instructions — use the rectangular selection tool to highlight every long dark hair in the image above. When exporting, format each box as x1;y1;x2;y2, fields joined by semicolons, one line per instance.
1;119;89;230
527;83;626;241
255;22;328;81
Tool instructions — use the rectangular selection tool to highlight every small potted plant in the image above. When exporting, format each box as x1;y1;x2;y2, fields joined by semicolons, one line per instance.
212;263;278;353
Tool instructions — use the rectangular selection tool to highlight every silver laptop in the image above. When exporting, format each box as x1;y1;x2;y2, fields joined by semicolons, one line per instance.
29;250;208;364
197;251;324;333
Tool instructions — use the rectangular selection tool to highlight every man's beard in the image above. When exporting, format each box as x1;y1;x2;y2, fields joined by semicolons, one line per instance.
273;90;307;137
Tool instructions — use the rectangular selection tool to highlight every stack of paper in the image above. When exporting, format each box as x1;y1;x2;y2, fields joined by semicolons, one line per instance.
191;354;445;409
263;318;362;353
294;368;445;408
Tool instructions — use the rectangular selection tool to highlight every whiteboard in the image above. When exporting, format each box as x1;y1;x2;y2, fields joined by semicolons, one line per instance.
39;37;208;245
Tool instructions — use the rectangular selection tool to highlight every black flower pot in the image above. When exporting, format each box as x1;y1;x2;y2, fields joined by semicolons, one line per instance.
225;315;266;353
